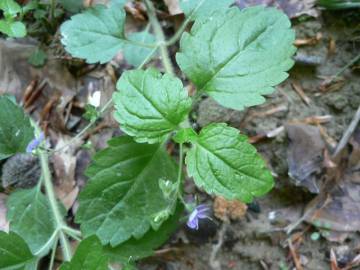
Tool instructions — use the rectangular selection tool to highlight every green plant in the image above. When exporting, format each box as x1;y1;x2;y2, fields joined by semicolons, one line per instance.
0;0;27;37
0;0;296;268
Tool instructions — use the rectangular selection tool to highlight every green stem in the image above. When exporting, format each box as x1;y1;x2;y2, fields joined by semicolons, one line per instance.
51;98;113;153
176;143;186;205
62;226;82;241
165;0;206;46
59;231;72;261
48;238;58;270
177;143;184;186
144;0;174;75
62;226;82;237
39;150;72;261
138;46;159;69
49;41;158;155
50;0;56;22
124;39;156;49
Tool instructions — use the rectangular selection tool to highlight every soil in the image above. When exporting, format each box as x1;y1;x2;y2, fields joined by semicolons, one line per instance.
138;9;360;270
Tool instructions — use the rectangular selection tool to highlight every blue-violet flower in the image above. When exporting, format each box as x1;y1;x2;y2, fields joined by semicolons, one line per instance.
187;204;210;230
26;132;45;153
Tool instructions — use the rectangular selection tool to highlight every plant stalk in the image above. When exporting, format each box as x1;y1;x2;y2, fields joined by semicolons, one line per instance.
50;0;56;22
144;0;174;75
39;150;72;261
165;0;206;46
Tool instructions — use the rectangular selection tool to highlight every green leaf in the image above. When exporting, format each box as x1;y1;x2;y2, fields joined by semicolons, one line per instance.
59;0;83;13
104;204;183;263
180;0;234;20
61;205;182;268
76;136;179;246
22;0;38;14
0;20;26;38
0;0;21;17
176;6;296;111
113;69;192;144
186;123;274;203
6;187;58;255
60;3;126;64
124;31;156;67
0;96;34;160
60;236;109;270
83;104;99;122
173;128;197;144
0;231;37;270
28;48;47;67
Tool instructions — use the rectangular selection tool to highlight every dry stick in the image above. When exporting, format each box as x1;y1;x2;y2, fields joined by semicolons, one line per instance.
209;222;228;270
288;239;303;270
330;51;360;84
333;105;360;157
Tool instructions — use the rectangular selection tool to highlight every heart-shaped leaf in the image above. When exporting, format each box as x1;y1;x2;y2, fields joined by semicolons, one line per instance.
0;96;34;160
76;136;178;246
113;69;191;144
60;3;126;63
176;6;296;110
186;123;274;202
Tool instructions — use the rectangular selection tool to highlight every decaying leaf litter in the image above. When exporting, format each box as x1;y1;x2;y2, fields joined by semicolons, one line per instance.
0;0;359;269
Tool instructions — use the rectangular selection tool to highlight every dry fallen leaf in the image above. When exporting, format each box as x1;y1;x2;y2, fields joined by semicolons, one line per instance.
236;0;319;18
286;123;325;193
304;128;360;240
52;135;81;210
164;0;182;15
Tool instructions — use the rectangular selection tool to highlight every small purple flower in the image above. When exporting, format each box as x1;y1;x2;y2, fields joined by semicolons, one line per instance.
187;204;210;230
26;132;45;153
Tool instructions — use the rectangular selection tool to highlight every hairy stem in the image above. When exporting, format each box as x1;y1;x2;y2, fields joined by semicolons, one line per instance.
144;0;174;75
39;150;72;261
48;238;58;270
50;0;56;22
124;39;156;49
176;143;187;206
177;143;184;187
51;98;113;153
165;0;206;46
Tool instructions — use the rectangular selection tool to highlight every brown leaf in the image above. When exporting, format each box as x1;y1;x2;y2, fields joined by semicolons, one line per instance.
52;136;81;210
164;0;182;15
286;124;325;193
305;131;360;237
235;0;319;18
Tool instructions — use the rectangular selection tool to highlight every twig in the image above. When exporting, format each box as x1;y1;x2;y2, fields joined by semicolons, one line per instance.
291;82;311;105
209;222;228;270
330;248;340;270
327;52;360;85
333;105;360;157
288;239;303;270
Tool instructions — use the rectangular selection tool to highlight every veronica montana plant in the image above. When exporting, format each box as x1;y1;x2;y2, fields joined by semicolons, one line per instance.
0;0;296;269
